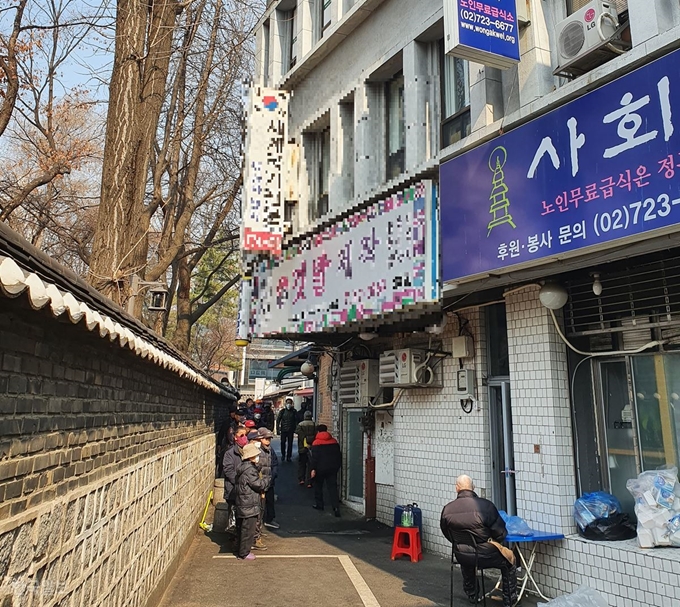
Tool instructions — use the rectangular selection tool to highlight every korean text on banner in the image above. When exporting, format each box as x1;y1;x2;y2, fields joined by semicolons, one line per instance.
440;48;680;282
247;180;440;337
243;87;289;255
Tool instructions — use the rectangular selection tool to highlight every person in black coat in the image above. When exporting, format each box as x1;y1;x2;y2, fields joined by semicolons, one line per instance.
235;443;269;560
261;401;275;431
309;429;342;517
440;475;517;606
276;399;297;461
223;426;248;528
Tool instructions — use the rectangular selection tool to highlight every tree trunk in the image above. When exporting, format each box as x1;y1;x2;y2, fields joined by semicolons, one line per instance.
89;0;181;309
173;253;192;353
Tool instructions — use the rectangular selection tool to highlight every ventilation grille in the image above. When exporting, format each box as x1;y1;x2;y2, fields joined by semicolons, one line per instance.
565;255;680;337
559;22;586;59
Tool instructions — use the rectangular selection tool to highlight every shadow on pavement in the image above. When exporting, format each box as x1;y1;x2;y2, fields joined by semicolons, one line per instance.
198;438;542;607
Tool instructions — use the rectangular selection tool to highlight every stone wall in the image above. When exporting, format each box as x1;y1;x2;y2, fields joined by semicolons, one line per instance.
0;295;231;607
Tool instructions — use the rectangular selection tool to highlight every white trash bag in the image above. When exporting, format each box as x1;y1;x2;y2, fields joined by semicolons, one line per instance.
541;586;609;607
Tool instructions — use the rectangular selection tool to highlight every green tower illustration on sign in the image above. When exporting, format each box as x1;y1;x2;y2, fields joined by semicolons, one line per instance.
487;146;516;237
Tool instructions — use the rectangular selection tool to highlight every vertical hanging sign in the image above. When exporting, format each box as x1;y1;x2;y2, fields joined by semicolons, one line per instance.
242;87;289;255
443;0;520;70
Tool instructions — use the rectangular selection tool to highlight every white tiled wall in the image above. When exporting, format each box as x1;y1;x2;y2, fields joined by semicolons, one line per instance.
376;483;395;525
390;309;491;555
383;288;679;605
505;286;576;534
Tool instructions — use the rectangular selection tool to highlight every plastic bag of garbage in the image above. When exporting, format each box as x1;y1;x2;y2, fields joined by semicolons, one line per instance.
626;467;680;547
577;512;636;541
499;510;534;536
573;492;622;531
542;586;609;607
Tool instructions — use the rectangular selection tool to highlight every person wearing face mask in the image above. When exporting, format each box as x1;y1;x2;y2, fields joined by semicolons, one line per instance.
223;426;248;531
276;398;297;462
235;443;269;561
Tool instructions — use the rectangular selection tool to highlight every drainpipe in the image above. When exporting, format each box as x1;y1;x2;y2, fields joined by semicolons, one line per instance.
365;431;376;520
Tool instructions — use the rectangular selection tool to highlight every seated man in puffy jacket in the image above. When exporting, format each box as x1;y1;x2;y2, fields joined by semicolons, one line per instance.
440;475;517;606
235;443;269;561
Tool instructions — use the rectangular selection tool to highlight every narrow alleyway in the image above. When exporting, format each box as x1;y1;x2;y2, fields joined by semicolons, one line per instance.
157;439;542;607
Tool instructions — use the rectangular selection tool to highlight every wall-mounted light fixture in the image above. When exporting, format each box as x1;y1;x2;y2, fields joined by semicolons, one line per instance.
358;331;378;341
538;282;568;310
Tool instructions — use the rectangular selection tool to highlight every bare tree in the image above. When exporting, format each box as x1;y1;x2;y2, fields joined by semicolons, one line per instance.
0;0;28;137
88;0;187;306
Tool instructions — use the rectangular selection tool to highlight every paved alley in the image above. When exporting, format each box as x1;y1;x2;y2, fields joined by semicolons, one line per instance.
156;439;542;607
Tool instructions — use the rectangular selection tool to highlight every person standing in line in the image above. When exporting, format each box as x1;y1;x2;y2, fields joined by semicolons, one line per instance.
309;428;342;517
223;426;248;531
277;398;297;462
235;443;269;561
261;401;275;431
440;475;517;607
295;411;317;487
256;427;280;529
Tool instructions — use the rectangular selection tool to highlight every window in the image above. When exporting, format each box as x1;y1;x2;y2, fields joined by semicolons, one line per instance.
280;5;297;72
263;20;270;85
593;354;680;517
440;42;470;147
317;0;332;40
305;124;330;222
248;359;280;381
385;72;405;180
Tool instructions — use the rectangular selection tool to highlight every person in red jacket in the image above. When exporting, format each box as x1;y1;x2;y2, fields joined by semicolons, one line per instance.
309;427;342;517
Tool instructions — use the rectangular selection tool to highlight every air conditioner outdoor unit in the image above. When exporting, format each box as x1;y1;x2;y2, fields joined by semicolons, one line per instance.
379;349;443;388
553;0;627;79
338;359;379;407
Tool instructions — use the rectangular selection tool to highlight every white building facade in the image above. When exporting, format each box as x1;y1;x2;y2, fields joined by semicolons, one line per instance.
244;1;680;604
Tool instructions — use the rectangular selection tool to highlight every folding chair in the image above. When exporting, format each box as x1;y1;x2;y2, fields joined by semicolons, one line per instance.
449;529;487;607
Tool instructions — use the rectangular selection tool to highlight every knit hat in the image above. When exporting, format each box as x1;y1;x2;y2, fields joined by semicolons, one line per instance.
304;411;313;420
241;443;260;460
257;427;274;439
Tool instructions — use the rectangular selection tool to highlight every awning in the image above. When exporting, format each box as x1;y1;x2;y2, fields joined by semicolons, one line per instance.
294;388;314;397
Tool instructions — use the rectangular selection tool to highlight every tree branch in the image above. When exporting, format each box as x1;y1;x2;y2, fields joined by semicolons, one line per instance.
190;274;239;324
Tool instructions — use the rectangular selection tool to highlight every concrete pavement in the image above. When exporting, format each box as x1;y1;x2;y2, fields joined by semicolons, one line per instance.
156;438;543;607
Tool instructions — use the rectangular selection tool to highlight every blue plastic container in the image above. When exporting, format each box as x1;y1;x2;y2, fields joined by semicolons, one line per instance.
393;503;423;538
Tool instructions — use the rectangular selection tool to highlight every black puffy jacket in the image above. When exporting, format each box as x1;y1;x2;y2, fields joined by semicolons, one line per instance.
440;490;507;558
235;460;269;519
222;444;242;502
259;444;278;484
277;407;297;433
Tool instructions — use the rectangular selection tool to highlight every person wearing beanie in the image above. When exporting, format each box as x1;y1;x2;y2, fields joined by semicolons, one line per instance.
295;411;317;487
309;429;342;517
235;442;269;561
255;427;279;530
277;398;297;462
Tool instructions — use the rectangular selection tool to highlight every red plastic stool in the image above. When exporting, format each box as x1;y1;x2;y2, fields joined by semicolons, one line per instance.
391;526;422;562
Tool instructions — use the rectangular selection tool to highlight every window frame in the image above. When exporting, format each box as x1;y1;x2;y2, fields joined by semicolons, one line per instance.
439;40;471;148
385;71;405;181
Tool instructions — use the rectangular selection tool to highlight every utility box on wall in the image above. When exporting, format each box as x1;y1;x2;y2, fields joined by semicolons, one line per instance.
374;411;394;485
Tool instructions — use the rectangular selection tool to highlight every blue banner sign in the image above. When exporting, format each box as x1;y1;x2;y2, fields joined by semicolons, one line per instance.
440;48;680;282
444;0;520;70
